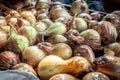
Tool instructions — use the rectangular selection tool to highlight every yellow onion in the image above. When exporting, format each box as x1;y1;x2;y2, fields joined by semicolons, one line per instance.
37;55;91;80
8;18;30;31
42;22;67;36
104;42;120;57
6;10;20;18
18;26;37;45
95;21;117;45
22;45;46;68
33;21;47;32
0;32;7;51
5;28;29;57
70;0;89;15
20;11;36;26
41;18;53;27
46;34;67;44
93;55;120;78
49;74;78;80
12;63;37;76
35;0;51;10
0;51;19;69
80;29;101;50
50;3;72;21
37;13;48;21
78;13;92;21
82;72;110;80
88;20;98;29
74;45;95;63
75;18;88;32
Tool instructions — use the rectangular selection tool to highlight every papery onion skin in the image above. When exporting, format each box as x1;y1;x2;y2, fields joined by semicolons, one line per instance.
0;51;19;69
74;45;95;63
22;45;46;68
82;72;110;80
93;55;120;78
95;21;118;45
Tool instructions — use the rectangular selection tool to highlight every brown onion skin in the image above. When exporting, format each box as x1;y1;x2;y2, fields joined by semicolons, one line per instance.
12;63;37;76
49;74;78;80
0;51;19;69
93;55;120;78
0;32;7;52
82;72;110;80
74;45;95;63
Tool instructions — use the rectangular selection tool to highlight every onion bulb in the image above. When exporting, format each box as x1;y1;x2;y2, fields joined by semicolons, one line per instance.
0;51;19;69
18;26;37;45
22;45;46;68
93;55;120;78
37;55;91;80
5;29;29;57
42;22;67;36
74;45;95;63
95;21;117;45
82;72;110;80
70;0;89;15
80;29;101;50
20;11;36;26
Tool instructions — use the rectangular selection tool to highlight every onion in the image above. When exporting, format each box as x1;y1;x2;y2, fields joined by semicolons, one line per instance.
5;29;29;57
46;34;67;44
102;14;120;41
78;13;92;21
70;0;89;15
49;74;78;80
33;21;47;32
20;11;36;26
0;32;7;51
35;0;51;10
41;18;53;27
18;26;37;45
95;21;118;45
82;72;110;80
6;10;20;18
104;42;120;57
88;20;98;29
42;22;67;36
75;18;88;32
22;45;46;68
74;45;95;63
37;55;91;80
0;51;19;69
12;63;37;76
50;4;71;21
80;29;101;50
93;55;120;78
37;13;48;21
